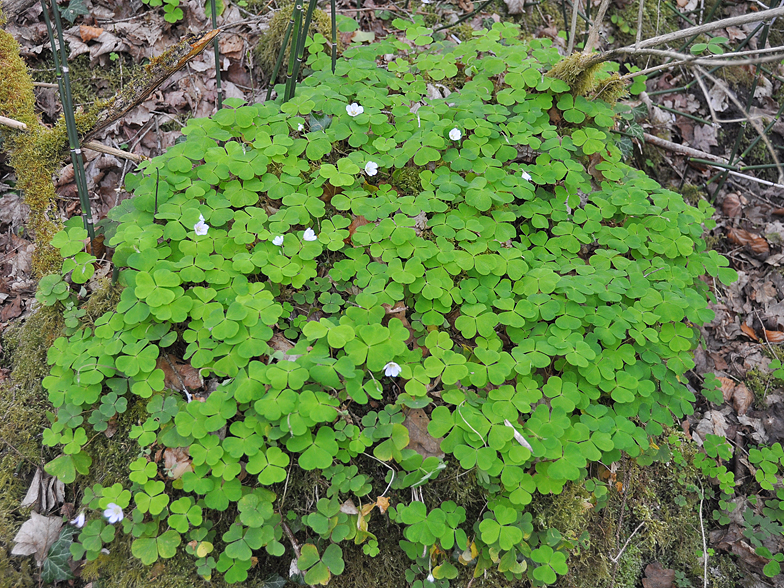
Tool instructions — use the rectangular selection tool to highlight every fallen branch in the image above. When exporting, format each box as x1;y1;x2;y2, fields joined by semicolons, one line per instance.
642;132;729;163
0;115;145;162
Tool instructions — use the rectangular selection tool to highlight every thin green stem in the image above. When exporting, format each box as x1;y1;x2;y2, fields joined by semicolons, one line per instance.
331;0;337;73
267;18;294;101
41;0;94;242
284;0;304;101
209;0;223;110
289;0;319;100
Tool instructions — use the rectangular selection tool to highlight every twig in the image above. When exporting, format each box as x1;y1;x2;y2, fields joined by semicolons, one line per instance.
609;521;646;563
697;479;708;588
0;115;28;130
281;520;302;558
583;0;611;53
609;464;631;588
567;0;580;54
641;131;729;163
33;81;58;88
0;437;41;468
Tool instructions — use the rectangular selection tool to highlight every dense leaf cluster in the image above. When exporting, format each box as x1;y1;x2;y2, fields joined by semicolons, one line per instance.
40;20;735;586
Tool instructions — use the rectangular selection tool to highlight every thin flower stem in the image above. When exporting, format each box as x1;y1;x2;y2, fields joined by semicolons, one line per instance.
41;0;95;243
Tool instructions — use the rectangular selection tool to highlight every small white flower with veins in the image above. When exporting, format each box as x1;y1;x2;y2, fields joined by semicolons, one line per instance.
194;214;209;236
427;573;435;583
272;235;285;246
346;103;364;117
365;161;379;176
298;123;304;132
70;512;86;528
103;503;123;524
383;361;402;377
449;128;462;141
521;170;532;182
303;228;318;242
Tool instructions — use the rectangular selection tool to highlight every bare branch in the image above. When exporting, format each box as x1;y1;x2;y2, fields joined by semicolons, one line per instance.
642;132;729;163
567;0;581;55
584;0;612;53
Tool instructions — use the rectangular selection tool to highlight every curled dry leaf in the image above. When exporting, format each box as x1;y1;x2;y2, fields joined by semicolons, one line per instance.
20;467;65;512
79;25;104;42
722;193;742;218
727;228;770;259
764;330;784;343
741;323;759;341
163;447;194;479
157;355;203;391
732;383;754;416
375;496;390;514
717;376;736;403
11;512;63;563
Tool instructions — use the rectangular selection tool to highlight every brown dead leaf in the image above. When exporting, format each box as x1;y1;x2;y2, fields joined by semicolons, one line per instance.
691;124;719;153
642;562;675;588
722;193;742;218
340;499;359;515
717;376;736;403
163;447;193;479
1;295;22;321
157;355;203;391
403;409;444;459
148;561;166;580
741;323;759;341
79;25;104;42
732;383;754;416
347;215;369;245
11;512;63;563
764;330;784;343
375;496;390;514
727;228;770;259
772;208;784;216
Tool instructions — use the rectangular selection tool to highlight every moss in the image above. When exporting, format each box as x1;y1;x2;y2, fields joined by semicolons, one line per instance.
452;23;476;43
547;53;604;97
391;168;423;196
254;3;339;85
81;279;123;328
680;183;703;206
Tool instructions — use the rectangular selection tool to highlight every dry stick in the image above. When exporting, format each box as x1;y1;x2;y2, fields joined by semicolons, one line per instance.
0;115;144;162
609;521;646;564
619;46;784;77
635;0;645;45
696;65;784;183
608;465;632;588
583;0;611;54
585;4;784;67
566;0;581;54
642;132;729;163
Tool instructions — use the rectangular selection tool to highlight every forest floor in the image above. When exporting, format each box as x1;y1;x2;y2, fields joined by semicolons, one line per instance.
2;0;784;586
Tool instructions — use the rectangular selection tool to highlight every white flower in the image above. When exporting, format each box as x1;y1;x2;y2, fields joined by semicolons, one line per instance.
427;573;435;583
70;512;85;528
272;235;285;246
194;219;209;236
383;361;402;377
521;170;532;182
365;161;379;176
103;503;123;524
101;548;111;555
198;213;205;222
346;102;364;117
303;228;318;242
449;128;462;141
297;123;304;132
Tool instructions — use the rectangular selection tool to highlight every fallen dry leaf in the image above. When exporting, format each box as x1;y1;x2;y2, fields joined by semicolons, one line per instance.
163;447;193;479
20;468;64;513
642;562;675;588
157;355;203;391
741;323;759;341
339;499;358;515
727;228;770;259
717;376;736;403
732;383;754;416
764;330;784;343
11;511;63;564
1;295;22;321
403;409;445;459
375;496;390;514
79;25;104;42
722;193;742;218
347;215;369;245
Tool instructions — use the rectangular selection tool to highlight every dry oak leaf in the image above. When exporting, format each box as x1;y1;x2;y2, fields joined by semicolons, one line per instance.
722;193;742;218
11;512;63;564
727;228;770;259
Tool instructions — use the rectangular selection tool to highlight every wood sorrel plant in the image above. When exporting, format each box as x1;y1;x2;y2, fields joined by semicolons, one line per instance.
40;19;736;586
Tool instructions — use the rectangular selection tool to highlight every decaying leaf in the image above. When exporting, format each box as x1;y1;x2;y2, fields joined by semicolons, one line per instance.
20;468;65;513
157;355;203;391
163;447;194;479
641;562;675;588
339;499;358;515
503;0;527;14
732;383;753;416
504;419;533;451
717;376;736;403
764;330;784;343
12;512;63;564
721;193;742;218
79;25;104;42
740;323;759;341
403;409;445;459
727;228;770;259
375;496;390;514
